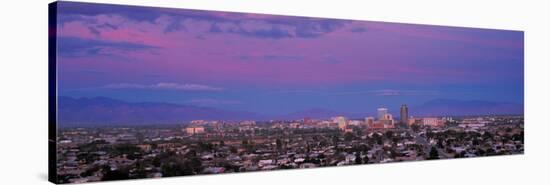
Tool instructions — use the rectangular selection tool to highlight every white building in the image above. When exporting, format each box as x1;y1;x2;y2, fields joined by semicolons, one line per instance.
333;116;347;130
185;126;205;135
377;108;388;120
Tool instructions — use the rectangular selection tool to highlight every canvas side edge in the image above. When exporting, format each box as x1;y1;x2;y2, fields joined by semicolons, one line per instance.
48;1;59;184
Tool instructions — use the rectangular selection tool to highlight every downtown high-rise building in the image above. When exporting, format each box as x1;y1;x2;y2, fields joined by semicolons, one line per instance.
334;116;347;130
377;108;388;120
365;117;375;125
400;104;409;125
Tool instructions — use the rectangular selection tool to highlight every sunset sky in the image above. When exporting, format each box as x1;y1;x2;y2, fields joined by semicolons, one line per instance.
56;2;524;115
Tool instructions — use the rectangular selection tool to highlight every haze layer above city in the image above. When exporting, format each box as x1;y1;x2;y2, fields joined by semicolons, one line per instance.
55;2;524;126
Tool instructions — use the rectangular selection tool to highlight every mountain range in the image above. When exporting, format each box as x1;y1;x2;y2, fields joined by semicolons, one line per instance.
57;96;523;127
410;99;523;117
57;96;262;127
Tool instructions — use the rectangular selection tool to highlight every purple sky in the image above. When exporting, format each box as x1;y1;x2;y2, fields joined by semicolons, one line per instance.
56;2;524;115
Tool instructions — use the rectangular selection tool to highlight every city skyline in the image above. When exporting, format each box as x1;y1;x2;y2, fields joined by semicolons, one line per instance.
56;2;523;115
57;95;523;127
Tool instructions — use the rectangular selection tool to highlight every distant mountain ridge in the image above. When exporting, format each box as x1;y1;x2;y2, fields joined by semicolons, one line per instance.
58;96;262;127
411;98;523;117
57;96;523;127
284;108;344;120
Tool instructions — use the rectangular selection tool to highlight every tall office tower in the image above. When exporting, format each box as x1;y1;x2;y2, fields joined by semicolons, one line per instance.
400;104;409;125
334;116;347;130
377;108;388;120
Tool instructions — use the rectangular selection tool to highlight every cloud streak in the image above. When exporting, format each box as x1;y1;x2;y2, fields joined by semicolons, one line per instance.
103;82;223;91
57;36;159;58
333;89;439;96
370;89;439;96
186;99;242;106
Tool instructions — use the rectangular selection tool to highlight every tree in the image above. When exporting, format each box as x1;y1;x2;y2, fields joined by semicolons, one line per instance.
486;148;496;156
437;140;444;148
385;131;394;139
197;142;214;152
332;135;340;145
512;133;524;143
411;124;420;132
160;157;203;177
426;131;435;139
344;132;355;142
133;160;150;178
472;139;480;146
375;134;383;145
505;127;513;133
428;146;439;160
187;157;203;173
357;144;370;153
111;144;142;160
276;138;282;150
102;166;129;181
482;132;493;141
77;152;100;164
229;146;238;154
355;153;363;164
363;155;369;164
161;158;193;177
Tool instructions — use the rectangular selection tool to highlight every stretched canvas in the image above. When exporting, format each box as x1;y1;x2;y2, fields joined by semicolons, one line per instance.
49;1;524;184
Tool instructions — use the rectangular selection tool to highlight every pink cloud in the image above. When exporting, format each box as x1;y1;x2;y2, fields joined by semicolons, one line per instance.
57;8;522;88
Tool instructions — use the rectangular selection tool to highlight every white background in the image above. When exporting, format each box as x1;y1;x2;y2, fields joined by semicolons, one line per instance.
0;0;548;184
